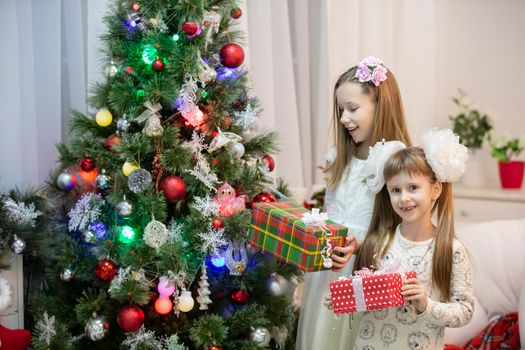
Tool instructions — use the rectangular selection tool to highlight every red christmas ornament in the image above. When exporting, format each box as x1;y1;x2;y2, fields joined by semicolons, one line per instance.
104;134;122;151
212;131;219;138
131;2;141;11
211;159;218;166
219;43;245;68
124;66;134;75
229;289;250;305
261;155;275;172
159;175;187;202
116;305;144;333
95;259;118;281
207;346;223;350
212;218;224;229
182;22;199;35
231;7;242;19
251;192;277;208
152;59;164;72
80;157;96;172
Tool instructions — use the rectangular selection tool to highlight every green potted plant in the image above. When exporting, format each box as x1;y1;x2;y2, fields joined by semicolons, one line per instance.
485;131;525;189
450;90;493;150
449;90;493;186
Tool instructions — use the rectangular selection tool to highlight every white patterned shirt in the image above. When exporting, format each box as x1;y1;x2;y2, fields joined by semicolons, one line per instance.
353;226;474;350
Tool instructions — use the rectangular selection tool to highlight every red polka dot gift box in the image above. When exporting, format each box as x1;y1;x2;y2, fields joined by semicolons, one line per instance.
329;270;417;314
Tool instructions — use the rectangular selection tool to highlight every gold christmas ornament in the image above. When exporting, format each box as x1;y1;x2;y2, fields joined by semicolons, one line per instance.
122;160;140;176
96;108;113;127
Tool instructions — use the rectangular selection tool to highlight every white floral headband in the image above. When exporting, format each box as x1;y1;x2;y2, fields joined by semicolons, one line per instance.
363;128;469;193
355;56;388;87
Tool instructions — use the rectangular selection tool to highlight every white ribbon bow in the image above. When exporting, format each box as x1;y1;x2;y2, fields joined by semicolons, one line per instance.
301;208;328;226
136;101;162;123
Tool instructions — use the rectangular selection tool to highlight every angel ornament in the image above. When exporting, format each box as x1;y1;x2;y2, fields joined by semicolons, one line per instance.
212;183;246;217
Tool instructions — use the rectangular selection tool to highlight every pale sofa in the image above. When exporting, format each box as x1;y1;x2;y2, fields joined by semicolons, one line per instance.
444;219;525;347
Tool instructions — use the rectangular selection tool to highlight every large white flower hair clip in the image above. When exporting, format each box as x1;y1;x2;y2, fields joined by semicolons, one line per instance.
423;128;469;183
362;128;469;193
355;56;388;87
363;139;407;193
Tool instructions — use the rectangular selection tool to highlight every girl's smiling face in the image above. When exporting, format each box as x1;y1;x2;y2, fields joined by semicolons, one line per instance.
386;171;442;225
336;81;376;146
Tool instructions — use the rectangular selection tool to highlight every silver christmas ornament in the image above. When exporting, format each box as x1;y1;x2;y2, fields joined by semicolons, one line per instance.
198;66;217;82
250;326;271;347
60;267;74;281
85;313;109;341
144;115;164;137
265;273;289;297
116;118;130;132
56;172;75;191
128;169;152;193
117;199;134;217
96;169;111;190
143;219;168;249
225;240;248;276
105;61;119;77
11;235;26;254
81;229;96;244
229;142;245;159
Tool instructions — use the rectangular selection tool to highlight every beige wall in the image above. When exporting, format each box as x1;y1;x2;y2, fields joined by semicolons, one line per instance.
433;0;525;185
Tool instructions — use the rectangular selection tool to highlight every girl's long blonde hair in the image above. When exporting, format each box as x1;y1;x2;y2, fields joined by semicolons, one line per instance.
353;148;456;300
325;66;411;188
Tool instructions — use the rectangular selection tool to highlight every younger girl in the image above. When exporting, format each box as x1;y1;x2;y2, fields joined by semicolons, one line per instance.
297;57;411;350
350;129;474;349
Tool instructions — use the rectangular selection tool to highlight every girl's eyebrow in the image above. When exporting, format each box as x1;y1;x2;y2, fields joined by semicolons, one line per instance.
338;102;359;110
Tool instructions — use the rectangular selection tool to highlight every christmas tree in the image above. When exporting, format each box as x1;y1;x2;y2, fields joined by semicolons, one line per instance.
23;1;301;349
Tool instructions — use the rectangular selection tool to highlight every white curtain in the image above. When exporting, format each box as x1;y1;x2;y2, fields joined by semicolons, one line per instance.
0;0;89;189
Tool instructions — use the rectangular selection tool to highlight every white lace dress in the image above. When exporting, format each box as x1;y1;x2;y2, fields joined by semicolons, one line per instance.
296;148;375;350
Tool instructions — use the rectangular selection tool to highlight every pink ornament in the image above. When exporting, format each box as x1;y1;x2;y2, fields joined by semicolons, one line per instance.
213;183;246;217
157;277;176;297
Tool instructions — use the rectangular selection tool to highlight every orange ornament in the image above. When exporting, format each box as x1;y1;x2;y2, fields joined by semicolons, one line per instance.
154;296;173;315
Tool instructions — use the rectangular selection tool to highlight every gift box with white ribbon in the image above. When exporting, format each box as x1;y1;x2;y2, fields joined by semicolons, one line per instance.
329;270;416;314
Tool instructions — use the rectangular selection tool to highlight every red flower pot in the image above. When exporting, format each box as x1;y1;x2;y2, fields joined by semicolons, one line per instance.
498;161;525;189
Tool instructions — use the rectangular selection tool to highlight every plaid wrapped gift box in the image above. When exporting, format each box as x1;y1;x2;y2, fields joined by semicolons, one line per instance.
247;202;347;272
329;271;417;314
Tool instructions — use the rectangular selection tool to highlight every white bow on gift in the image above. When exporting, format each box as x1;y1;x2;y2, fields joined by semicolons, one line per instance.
301;208;333;269
301;208;328;226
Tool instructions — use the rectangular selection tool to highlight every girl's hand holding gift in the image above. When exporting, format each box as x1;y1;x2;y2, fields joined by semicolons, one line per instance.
323;295;333;310
401;278;428;314
331;234;357;272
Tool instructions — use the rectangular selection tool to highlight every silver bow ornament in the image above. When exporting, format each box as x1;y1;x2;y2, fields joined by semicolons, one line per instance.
136;101;164;137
